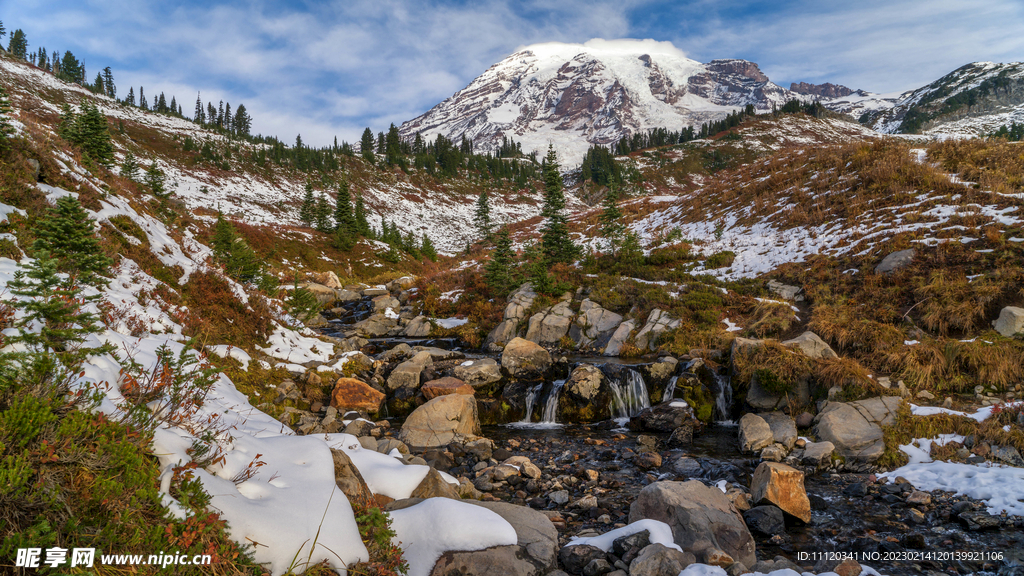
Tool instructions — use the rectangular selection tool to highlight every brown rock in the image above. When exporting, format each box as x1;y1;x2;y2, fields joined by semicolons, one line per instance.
834;558;861;576
636;452;663;470
411;468;461;500
331;449;374;504
330;377;385;414
750;462;811;523
422;377;475;400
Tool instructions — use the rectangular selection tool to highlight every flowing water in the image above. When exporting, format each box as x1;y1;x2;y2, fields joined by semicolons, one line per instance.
662;375;679;402
607;368;651;421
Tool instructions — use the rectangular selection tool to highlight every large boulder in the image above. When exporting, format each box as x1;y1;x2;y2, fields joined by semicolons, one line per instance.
313;271;343;289
411;468;461;500
813;396;902;464
453;358;504;390
749;462;811;523
303;282;339;307
569;299;623;350
330;448;374;503
484;283;538;350
993;306;1024;337
524;299;574;345
634;309;680;351
875;249;915;274
746;371;811;411
564;364;604;402
603;320;636;356
766;279;803;302
738;413;773;453
628;480;756;567
782;331;837;359
428;500;558;576
330;377;385;414
398;394;481;450
501;338;552;378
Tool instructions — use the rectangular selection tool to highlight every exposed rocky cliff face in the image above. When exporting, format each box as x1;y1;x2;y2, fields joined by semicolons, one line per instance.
790;82;854;99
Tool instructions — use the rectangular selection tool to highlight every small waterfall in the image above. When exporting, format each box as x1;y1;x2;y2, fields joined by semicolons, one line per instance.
662;376;679;403
539;379;565;424
519;383;543;424
608;369;651;420
712;372;733;423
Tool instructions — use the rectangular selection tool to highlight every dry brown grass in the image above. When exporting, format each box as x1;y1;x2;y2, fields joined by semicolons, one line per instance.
731;340;813;391
914;270;1001;336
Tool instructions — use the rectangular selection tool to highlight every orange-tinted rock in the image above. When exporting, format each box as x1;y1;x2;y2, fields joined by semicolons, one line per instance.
330;377;385;414
750;462;811;523
422;377;474;400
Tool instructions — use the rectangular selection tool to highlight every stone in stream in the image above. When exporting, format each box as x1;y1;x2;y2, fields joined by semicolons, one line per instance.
737;413;773;453
628;401;697;433
800;441;835;468
749;462;811;523
404;315;432;337
558;544;606;575
759;412;798;450
386;360;425;391
958;510;1000;530
453;358;503;390
397;394;481;450
742;505;786;536
330;377;385;414
353;312;398;337
629;543;695;576
421;376;474;400
628;480;756;567
501;337;552;378
814;396;901;464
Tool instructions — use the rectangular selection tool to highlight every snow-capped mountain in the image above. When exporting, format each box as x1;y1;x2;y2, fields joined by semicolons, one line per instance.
854;61;1024;136
400;39;804;165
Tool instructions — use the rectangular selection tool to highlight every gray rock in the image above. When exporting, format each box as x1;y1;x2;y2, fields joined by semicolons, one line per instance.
801;441;835;468
628;480;756;567
992;445;1024;466
452;358;502;391
362;286;389;297
387;360;424;391
549;490;570;505
565;364;605;401
766;279;804;302
628;543;695;576
813;396;901;463
378;343;412;363
485;320;519;351
602;320;636;356
354;313;398;337
502;337;552;378
671;457;703;478
738;413;773;453
335;288;362;302
875;249;915;274
525;300;575;345
634;309;680;351
398;394;481;450
629;402;697;433
582;558;612;576
759;412;798;450
570;299;623;349
743;505;785;536
746;372;811;411
558;544;605;575
405;315;433;337
782;331;837;359
993;306;1024;337
959;511;1000;531
428;499;558;576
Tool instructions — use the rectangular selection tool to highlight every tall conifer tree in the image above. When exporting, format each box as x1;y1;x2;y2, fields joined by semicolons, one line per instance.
539;145;577;264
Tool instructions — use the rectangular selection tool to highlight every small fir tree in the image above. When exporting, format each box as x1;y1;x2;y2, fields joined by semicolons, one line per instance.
421;234;437;262
598;184;625;255
144;161;167;199
473;189;492;241
333;177;356;234
32;195;114;288
299;182;315;226
484;227;518;295
120;151;140;181
0;85;14;152
354;193;370;236
314;193;332;232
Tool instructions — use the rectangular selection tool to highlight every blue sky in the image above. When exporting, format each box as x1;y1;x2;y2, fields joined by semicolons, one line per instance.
4;0;1023;146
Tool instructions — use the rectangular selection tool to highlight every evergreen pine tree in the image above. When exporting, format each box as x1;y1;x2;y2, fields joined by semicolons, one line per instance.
333;177;356;233
76;103;114;167
0;86;14;152
8;29;28;60
484;227;518;294
314;193;332;232
126;87;135;107
360;127;375;163
57;104;78;142
299;182;315;226
140;87;148;110
32;195;114;288
539;145;578;264
144;160;166;198
354;193;370;236
211;211;235;260
421;234;437;262
120;150;139;181
598;184;625;255
194;92;203;123
473;189;492;241
5;251;115;378
102;67;116;99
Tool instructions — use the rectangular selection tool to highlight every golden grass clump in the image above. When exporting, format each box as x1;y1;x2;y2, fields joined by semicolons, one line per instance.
914;270;1001;336
731;340;813;394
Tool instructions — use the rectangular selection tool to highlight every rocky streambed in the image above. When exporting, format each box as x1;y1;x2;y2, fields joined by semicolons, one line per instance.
273;278;1024;576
